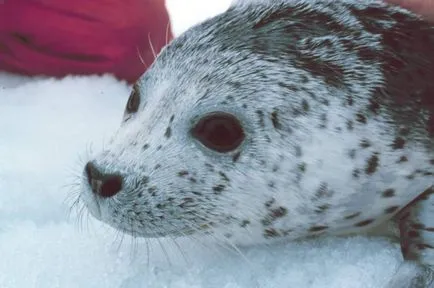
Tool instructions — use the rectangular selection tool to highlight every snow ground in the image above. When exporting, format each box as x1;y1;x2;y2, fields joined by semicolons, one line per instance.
0;1;408;288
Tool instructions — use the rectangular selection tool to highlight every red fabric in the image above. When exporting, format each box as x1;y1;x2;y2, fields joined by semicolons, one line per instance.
0;0;173;83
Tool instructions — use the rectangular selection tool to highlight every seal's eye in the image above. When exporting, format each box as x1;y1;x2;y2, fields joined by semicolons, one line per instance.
192;112;245;153
125;84;140;114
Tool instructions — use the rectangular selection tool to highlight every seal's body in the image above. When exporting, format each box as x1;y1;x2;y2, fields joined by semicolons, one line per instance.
79;0;434;286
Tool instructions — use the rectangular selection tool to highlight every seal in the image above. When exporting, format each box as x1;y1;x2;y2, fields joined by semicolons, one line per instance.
77;0;434;286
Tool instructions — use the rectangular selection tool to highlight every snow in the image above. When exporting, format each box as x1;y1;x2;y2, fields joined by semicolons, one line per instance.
0;1;408;287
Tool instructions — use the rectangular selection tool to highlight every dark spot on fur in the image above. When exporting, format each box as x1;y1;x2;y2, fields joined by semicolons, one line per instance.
356;113;367;124
368;95;381;114
346;96;354;106
178;170;189;177
224;233;233;239
271;110;281;129
271;207;288;218
360;139;371;148
385;206;399;214
212;185;225;194
292;107;302;117
143;144;150;150
256;110;265;127
265;198;275;208
154;164;161;170
356;44;379;61
169;115;175;123
398;156;408;163
346;120;354;130
349;149;356;159
315;182;333;199
321;98;330;106
148;186;157;196
189;177;197;183
263;228;280;238
164;126;172;138
232;151;241;162
262;206;288;226
365;153;379;175
344;212;361;220
278;82;300;92
399;126;411;136
268;181;275;188
156;203;166;209
302;99;310;112
355;219;375;227
297;54;345;88
139;176;149;186
309;226;328;232
228;82;241;89
392;137;405;149
254;4;346;39
298;162;307;173
219;171;230;182
352;169;360;178
240;220;250;228
382;188;396;198
205;163;214;172
157;145;162;150
191;191;203;196
319;113;327;129
315;204;330;213
430;159;434;165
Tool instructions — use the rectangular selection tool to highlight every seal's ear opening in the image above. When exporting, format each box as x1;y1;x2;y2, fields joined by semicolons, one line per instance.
191;112;245;153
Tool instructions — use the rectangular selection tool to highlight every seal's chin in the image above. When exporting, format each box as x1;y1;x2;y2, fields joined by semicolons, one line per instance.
80;182;102;220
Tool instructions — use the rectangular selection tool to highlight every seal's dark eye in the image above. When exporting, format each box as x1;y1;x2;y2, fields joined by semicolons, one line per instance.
192;112;245;153
126;84;140;114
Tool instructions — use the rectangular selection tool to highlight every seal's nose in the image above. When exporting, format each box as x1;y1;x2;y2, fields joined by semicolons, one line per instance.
85;161;123;198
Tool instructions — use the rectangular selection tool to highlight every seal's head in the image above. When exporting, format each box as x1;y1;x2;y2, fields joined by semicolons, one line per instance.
80;0;434;245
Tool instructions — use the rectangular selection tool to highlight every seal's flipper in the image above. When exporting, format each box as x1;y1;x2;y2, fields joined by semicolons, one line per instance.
387;187;434;287
398;187;434;265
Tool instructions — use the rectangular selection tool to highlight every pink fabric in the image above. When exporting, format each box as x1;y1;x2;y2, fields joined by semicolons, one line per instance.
0;0;172;83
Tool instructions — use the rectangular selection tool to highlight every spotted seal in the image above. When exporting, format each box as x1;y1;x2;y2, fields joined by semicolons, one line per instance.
78;0;434;286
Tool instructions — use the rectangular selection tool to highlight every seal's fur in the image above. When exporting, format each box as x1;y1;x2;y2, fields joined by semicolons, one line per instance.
79;0;434;286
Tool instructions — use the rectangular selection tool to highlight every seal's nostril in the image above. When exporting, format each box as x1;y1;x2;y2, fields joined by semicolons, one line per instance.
84;162;96;185
84;161;123;198
100;175;123;198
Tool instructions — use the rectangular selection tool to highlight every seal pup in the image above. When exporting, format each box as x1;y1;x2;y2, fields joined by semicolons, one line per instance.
78;0;434;286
